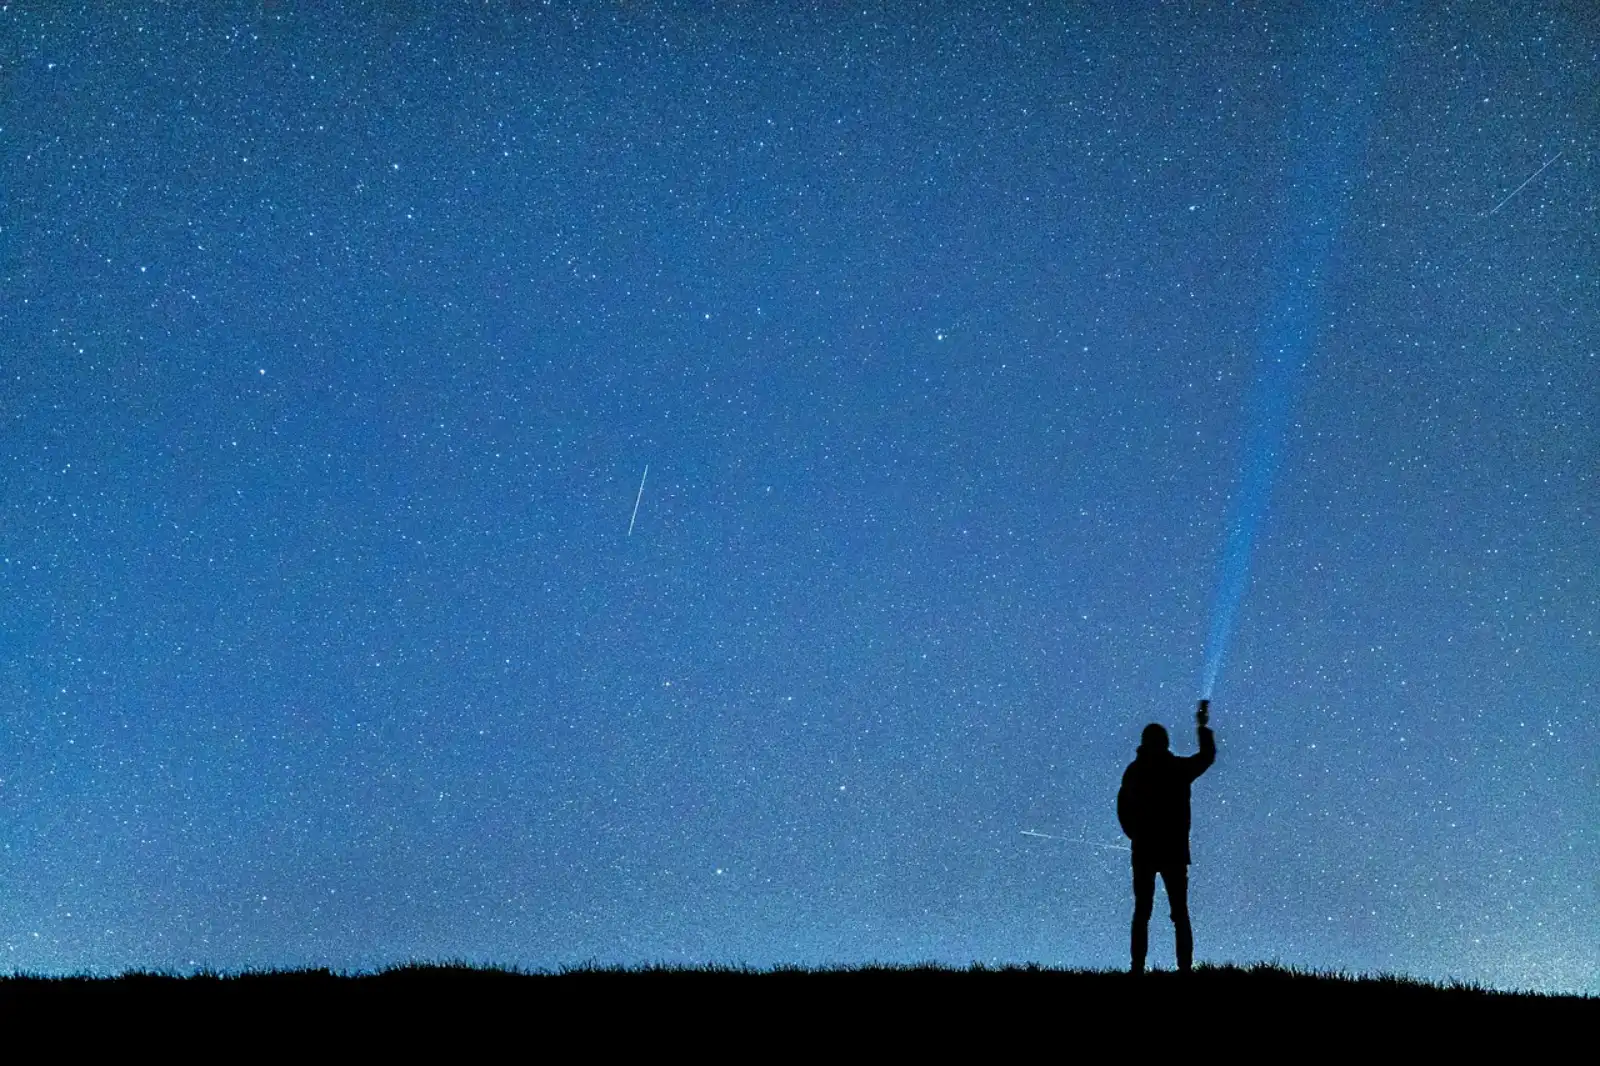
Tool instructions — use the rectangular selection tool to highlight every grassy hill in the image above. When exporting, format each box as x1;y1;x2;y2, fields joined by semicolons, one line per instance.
3;963;1590;1044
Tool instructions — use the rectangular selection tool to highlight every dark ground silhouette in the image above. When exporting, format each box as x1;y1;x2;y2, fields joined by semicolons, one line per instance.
1;964;1591;1046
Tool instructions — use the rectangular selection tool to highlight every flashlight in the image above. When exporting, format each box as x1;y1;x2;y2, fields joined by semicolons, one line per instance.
1196;698;1209;727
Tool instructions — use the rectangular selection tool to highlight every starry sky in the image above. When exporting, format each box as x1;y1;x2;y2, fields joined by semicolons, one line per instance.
1;2;1595;991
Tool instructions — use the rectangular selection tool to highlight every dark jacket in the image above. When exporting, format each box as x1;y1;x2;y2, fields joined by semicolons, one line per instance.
1117;726;1215;866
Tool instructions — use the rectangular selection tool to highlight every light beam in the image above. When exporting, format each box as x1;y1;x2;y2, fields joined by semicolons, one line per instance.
1201;4;1393;700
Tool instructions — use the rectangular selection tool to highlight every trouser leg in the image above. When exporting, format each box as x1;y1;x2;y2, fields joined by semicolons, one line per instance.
1165;866;1193;972
1131;862;1156;973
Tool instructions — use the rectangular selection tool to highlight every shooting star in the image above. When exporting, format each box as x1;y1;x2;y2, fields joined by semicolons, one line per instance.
627;464;648;537
1486;150;1562;217
1020;830;1130;852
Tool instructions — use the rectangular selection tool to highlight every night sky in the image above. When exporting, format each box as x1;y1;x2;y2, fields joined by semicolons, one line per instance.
2;2;1595;991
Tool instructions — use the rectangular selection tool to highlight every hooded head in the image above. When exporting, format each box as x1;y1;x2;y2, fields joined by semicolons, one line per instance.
1138;723;1170;755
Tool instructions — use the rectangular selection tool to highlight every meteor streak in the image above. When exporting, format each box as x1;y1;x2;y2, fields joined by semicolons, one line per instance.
1486;151;1562;217
628;464;648;536
1020;829;1130;852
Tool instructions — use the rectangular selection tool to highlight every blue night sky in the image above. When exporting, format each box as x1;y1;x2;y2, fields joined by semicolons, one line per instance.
1;2;1595;991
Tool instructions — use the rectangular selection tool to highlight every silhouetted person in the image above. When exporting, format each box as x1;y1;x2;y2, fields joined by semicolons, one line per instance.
1117;701;1215;974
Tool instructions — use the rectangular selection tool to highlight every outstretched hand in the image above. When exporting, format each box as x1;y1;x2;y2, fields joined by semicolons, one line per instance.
1196;701;1209;728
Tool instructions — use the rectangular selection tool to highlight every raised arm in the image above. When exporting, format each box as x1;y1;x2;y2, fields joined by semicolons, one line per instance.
1186;707;1216;781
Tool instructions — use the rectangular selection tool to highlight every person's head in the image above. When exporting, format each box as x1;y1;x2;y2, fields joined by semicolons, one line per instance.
1139;723;1170;754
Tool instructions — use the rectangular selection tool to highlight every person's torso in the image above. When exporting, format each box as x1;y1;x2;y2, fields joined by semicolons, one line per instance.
1124;754;1192;842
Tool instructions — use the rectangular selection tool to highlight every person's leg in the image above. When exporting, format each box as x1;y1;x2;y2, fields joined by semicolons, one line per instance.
1164;866;1193;972
1131;861;1156;974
